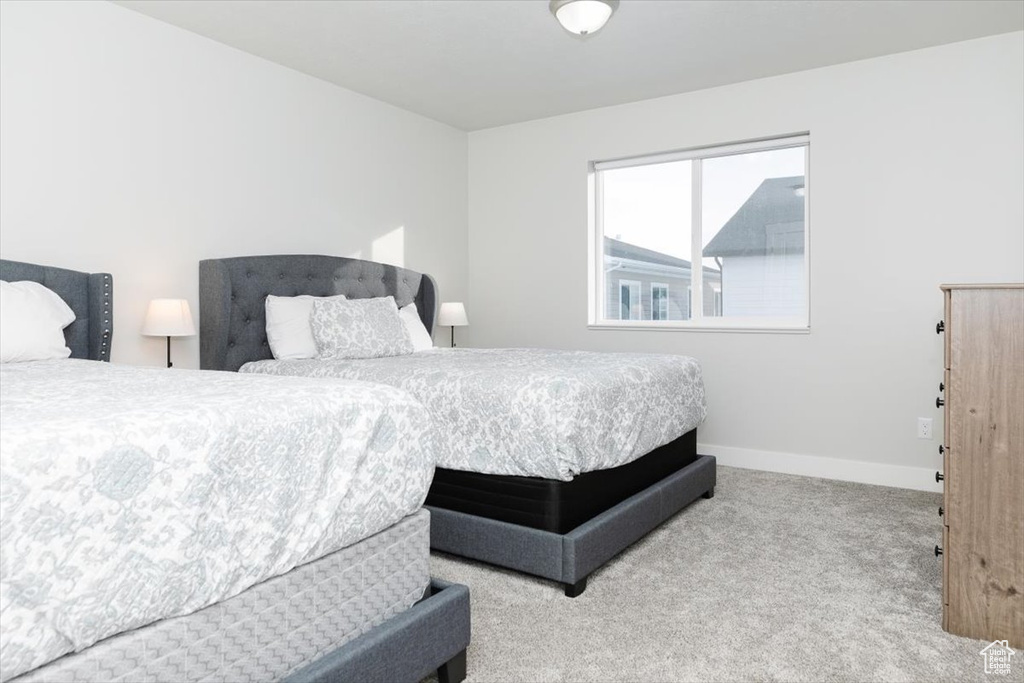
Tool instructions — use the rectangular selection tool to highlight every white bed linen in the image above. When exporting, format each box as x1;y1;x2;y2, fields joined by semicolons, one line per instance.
0;360;436;682
242;347;707;481
0;281;75;363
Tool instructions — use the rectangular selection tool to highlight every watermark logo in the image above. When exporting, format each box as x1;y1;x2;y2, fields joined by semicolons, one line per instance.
980;640;1015;675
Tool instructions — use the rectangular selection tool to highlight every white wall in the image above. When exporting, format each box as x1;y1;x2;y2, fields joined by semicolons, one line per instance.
467;32;1024;490
0;0;468;368
2;2;1020;491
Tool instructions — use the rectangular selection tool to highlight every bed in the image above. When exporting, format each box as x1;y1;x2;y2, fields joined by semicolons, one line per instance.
0;259;470;683
199;254;716;597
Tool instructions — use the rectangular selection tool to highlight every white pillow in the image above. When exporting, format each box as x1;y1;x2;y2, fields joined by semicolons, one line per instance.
0;280;76;363
310;296;413;359
399;303;434;352
265;294;345;360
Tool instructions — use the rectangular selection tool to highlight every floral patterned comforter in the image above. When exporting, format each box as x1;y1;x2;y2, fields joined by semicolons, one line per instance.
243;348;706;481
0;360;435;681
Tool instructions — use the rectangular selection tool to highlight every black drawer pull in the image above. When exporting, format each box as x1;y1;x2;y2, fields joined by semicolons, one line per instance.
939;506;944;517
936;471;944;482
936;397;945;408
939;382;944;392
939;445;945;455
935;545;943;557
936;321;944;334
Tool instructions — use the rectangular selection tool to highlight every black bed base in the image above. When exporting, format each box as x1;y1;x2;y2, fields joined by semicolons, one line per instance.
428;454;716;598
284;579;470;683
427;429;699;534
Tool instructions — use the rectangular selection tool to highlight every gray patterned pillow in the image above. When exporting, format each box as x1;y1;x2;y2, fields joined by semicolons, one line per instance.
310;296;414;359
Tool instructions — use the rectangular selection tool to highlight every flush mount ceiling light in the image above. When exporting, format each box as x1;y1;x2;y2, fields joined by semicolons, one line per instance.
550;0;619;37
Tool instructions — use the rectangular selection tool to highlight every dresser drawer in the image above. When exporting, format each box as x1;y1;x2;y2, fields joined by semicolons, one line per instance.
942;367;950;516
943;290;951;370
942;525;949;609
938;284;1024;648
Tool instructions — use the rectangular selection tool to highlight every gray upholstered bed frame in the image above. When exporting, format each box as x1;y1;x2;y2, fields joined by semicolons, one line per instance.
431;457;716;597
288;579;469;683
0;259;113;361
199;255;437;371
200;254;717;598
4;258;469;683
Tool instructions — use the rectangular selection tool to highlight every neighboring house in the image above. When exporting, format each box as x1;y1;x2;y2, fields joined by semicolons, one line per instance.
703;176;806;318
604;237;721;321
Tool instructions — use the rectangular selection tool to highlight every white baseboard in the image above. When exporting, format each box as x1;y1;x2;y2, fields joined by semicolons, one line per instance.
698;443;942;493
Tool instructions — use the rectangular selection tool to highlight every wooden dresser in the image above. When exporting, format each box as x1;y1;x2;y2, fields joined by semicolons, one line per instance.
936;284;1023;648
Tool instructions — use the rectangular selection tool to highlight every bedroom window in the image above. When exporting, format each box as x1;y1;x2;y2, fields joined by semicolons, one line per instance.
590;134;809;331
651;283;669;321
618;279;641;320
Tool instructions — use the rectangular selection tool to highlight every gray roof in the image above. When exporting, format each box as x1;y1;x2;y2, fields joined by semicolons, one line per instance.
605;236;693;269
605;237;720;274
703;176;805;258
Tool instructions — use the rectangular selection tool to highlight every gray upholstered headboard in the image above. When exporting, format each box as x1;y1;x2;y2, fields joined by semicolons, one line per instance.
0;259;113;361
199;255;438;372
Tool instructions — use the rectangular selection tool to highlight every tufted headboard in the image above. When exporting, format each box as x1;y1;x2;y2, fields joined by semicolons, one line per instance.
199;255;438;372
0;259;113;361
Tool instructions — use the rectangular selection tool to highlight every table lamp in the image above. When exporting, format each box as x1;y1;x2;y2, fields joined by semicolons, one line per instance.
437;302;468;348
142;299;196;368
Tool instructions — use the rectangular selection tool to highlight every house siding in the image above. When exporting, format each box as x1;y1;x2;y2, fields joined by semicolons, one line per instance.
604;271;719;320
719;253;804;317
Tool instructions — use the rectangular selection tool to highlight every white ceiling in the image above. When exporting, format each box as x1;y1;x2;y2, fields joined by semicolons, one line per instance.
115;0;1024;131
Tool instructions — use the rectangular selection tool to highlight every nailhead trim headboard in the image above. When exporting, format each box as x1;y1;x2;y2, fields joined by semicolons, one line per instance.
199;255;438;372
0;259;113;362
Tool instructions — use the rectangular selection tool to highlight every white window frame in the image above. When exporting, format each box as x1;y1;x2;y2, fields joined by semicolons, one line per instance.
617;279;641;321
588;133;810;333
650;282;669;321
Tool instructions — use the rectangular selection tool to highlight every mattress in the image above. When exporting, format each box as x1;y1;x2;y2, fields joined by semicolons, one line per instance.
10;510;430;683
0;360;436;681
242;347;707;481
427;429;698;533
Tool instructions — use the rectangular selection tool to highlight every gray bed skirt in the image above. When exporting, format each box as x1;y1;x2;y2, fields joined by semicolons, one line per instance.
429;454;716;595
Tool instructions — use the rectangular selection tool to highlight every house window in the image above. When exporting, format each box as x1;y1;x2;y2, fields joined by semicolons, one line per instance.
618;279;641;320
591;134;809;330
651;283;669;321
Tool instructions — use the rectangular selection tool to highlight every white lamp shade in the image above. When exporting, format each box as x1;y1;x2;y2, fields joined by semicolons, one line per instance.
142;299;196;337
438;302;469;327
552;0;616;36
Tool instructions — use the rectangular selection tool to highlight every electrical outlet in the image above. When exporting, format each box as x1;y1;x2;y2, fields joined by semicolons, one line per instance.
917;417;933;440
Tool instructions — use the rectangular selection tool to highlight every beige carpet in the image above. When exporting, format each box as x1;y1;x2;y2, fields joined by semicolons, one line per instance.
429;466;1000;682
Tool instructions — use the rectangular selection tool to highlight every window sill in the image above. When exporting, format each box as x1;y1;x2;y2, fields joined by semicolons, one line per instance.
587;322;810;334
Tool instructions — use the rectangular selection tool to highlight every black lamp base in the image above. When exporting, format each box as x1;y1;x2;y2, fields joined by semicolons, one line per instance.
165;336;173;368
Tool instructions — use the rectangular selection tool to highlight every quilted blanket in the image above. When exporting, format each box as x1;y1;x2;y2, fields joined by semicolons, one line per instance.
0;360;435;680
244;347;706;480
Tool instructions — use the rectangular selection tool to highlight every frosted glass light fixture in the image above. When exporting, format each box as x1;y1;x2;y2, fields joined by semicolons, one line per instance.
142;298;195;368
550;0;619;36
